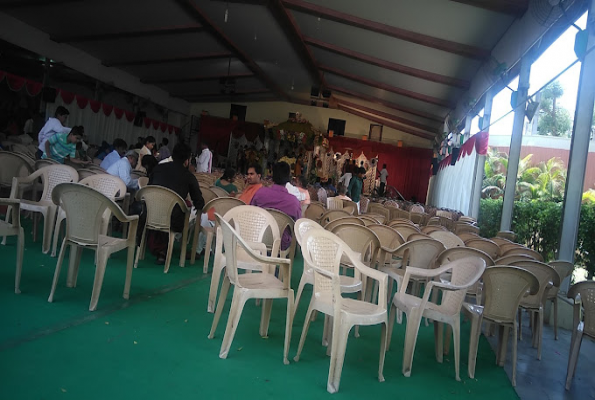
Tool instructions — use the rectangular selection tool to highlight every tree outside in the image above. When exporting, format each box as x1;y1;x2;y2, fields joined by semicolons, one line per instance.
537;80;572;137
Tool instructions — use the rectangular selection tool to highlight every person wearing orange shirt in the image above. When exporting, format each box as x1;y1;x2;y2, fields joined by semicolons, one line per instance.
238;163;263;204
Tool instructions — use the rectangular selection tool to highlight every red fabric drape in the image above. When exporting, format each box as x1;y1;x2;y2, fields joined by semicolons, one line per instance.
6;74;25;91
102;103;113;117
59;90;76;104
151;119;160;130
124;110;135;122
76;95;88;109
328;136;432;203
199;115;264;157
159;121;167;132
25;81;43;96
113;107;124;119
439;131;489;171
89;100;101;113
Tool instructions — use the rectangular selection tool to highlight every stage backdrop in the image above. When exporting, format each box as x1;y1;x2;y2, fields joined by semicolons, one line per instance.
198;115;264;158
328;136;433;203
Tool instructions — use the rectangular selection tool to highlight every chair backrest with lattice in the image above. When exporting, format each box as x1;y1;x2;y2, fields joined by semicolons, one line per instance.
223;205;281;260
76;168;99;180
514;260;559;307
435;258;486;316
200;187;218;205
324;216;364;232
421;225;447;234
457;232;479;242
359;215;381;226
392;224;421;241
210;186;230;197
265;208;296;258
548;261;574;286
568;281;595;337
52;183;126;246
465;237;501;260
342;201;357;215
327;197;343;210
437;247;494;268
429;231;465;249
36;165;79;203
301;228;344;298
495;254;534;265
0;152;33;187
395;238;445;269
388;218;415;227
367;203;390;220
34;158;59;170
409;212;427;225
455;222;479;235
482;266;539;323
320;209;350;227
367;224;405;250
136;185;188;230
80;174;127;200
502;246;544;262
138;177;149;189
330;223;380;266
294;218;323;247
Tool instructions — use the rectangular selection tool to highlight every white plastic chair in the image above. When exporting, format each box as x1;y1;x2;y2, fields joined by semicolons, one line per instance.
429;230;465;249
327;197;344;210
8;165;78;254
207;205;281;313
51;174;127;257
208;213;293;364
565;281;595;390
0;198;25;293
293;218;325;317
265;208;297;262
547;260;575;340
464;266;539;385
209;186;230;197
388;257;486;381
134;186;190;273
293;228;388;394
48;183;139;311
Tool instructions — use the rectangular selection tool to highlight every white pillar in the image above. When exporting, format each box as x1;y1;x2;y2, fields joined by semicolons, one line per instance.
558;0;595;287
500;56;531;231
470;89;494;219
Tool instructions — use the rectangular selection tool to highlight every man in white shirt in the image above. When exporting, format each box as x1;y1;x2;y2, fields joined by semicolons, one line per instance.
378;164;389;196
100;138;127;170
196;143;212;173
37;106;71;159
106;150;139;190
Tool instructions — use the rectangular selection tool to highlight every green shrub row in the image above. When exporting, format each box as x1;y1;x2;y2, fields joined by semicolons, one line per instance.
478;198;595;279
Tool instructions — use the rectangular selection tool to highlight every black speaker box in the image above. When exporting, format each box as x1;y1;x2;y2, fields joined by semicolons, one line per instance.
450;147;460;165
42;87;57;103
432;158;438;175
134;111;146;127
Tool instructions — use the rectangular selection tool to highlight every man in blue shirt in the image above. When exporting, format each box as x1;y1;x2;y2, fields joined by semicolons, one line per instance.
106;150;139;190
100;138;128;170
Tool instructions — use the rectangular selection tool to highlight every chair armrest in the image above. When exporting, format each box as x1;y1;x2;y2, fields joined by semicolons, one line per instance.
404;265;446;279
104;198;139;223
0;198;21;206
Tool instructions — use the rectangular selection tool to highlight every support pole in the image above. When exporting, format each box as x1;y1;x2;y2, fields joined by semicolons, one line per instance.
500;56;531;231
463;114;472;142
558;0;595;290
470;88;494;219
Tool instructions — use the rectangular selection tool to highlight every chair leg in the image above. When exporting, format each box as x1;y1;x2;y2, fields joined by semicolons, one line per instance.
512;322;518;387
434;321;444;363
163;232;175;273
537;309;543;360
565;329;583;390
219;291;248;359
452;320;461;381
208;260;225;313
553;297;558;340
444;325;453;356
468;314;483;379
179;225;188;268
190;221;200;265
260;299;273;337
134;229;147;268
203;231;214;274
123;245;135;300
387;303;397;351
327;320;351;394
402;309;423;377
294;301;315;362
48;241;68;303
51;212;64;257
41;206;57;254
208;276;232;339
292;273;308;318
89;251;108;311
497;326;509;367
283;290;294;365
518;308;523;341
14;227;25;294
378;322;387;383
66;245;82;288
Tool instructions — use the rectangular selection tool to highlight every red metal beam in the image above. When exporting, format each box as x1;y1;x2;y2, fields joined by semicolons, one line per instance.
282;0;490;60
304;36;469;90
52;25;203;43
175;0;290;101
321;64;454;108
141;72;254;84
338;104;435;141
104;53;233;67
336;98;439;134
269;0;323;85
450;0;529;16
327;85;444;123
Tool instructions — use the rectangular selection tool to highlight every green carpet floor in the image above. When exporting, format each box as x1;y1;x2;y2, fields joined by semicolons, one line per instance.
0;223;519;399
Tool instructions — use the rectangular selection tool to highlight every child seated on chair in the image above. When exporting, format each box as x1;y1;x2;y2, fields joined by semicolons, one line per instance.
42;126;88;166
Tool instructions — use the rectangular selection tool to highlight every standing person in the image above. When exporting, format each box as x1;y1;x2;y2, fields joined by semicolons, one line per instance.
100;138;128;170
158;137;171;161
196;142;212;173
37;106;71;159
251;162;301;251
347;167;365;213
42;125;88;166
238;163;263;204
136;136;156;173
378;164;389;196
106;150;139;190
144;143;205;264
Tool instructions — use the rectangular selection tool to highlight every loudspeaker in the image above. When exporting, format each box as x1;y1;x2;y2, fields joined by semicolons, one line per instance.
134;111;146;127
310;86;320;97
321;89;331;98
42;87;57;103
432;158;438;175
450;147;460;165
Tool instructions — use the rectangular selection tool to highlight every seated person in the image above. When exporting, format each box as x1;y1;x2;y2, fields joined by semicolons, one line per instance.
106;150;139;190
238;163;263;204
100;138;127;170
42;125;88;166
251;162;301;250
141;154;158;176
142;143;205;264
215;168;238;195
335;184;352;201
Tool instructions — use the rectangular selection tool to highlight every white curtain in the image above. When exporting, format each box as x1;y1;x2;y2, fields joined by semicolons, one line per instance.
431;148;478;215
46;97;178;149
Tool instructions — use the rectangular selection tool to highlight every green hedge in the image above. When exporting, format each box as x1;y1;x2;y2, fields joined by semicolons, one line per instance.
478;199;595;279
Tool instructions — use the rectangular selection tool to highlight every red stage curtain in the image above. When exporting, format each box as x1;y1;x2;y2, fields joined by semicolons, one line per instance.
113;107;124;119
59;90;76;104
329;136;432;203
199;115;264;157
102;103;113;117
